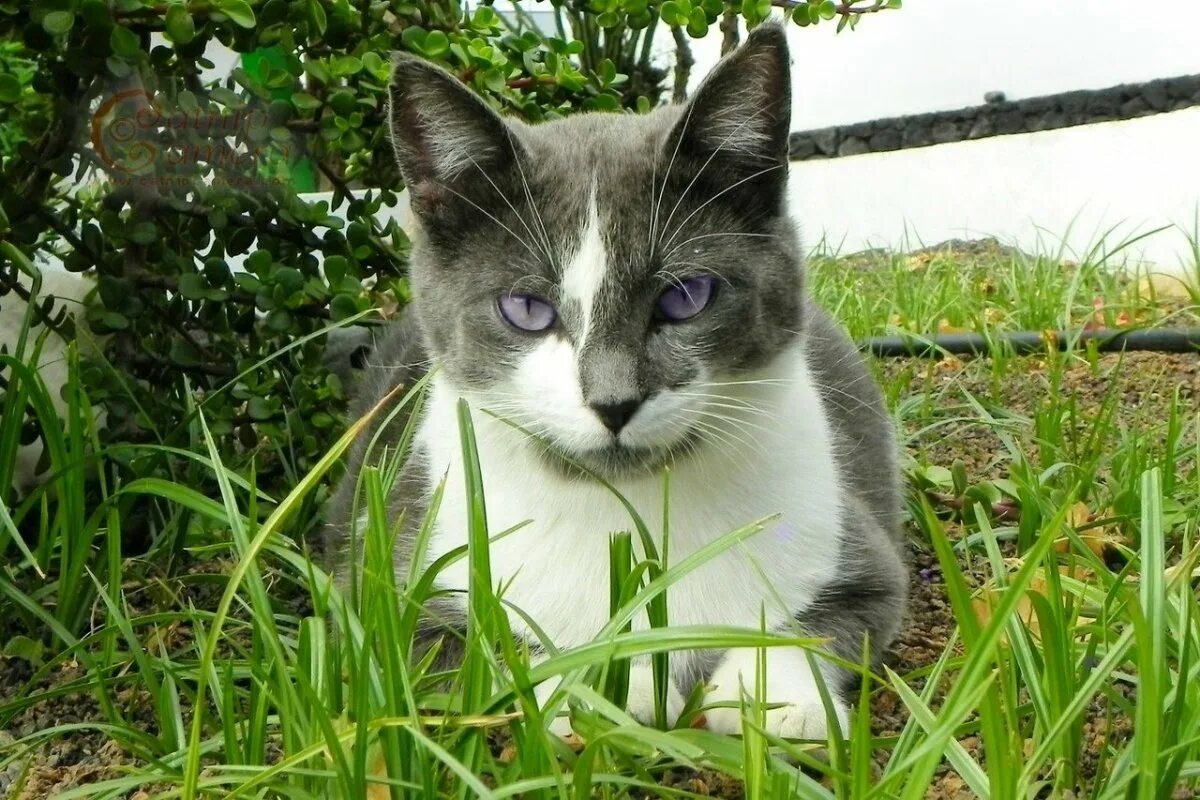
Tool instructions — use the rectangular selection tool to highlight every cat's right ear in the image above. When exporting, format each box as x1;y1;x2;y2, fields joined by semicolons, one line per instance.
388;55;520;215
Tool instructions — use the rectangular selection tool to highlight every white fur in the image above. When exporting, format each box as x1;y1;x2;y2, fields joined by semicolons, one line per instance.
705;645;849;739
559;189;606;344
414;337;845;726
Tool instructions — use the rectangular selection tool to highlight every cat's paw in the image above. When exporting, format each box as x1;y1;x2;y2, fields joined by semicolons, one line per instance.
624;661;685;727
703;647;848;740
536;662;685;736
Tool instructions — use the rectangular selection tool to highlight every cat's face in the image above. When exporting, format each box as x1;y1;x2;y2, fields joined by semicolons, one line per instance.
389;25;801;476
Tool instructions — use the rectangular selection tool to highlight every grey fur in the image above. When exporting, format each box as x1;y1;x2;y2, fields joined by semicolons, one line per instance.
323;23;907;702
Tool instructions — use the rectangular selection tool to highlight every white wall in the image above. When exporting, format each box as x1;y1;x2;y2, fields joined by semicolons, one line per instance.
788;107;1200;272
684;1;1200;129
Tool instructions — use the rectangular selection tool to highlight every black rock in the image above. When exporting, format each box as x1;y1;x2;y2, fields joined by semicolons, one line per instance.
838;136;870;157
1120;96;1150;117
811;126;839;155
788;135;817;160
902;123;933;148
869;128;901;151
931;120;961;144
1143;80;1170;111
967;115;994;139
995;109;1025;134
1085;92;1120;118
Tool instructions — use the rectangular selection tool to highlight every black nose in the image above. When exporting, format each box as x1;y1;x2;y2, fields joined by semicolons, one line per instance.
591;399;641;434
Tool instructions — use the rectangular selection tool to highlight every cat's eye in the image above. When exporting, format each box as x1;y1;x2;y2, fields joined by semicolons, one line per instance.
656;275;715;322
498;293;557;332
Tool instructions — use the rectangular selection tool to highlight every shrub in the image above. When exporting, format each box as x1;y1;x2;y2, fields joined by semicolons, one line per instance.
0;0;897;519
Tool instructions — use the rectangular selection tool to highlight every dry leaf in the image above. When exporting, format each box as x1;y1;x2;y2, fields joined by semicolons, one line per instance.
905;253;933;271
1054;503;1129;559
937;318;969;334
1137;272;1196;302
973;563;1095;639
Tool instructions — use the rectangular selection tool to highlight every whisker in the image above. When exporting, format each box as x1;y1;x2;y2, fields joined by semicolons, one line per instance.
681;407;772;437
656;105;775;253
467;155;552;265
661;163;786;252
438;183;541;262
667;231;778;257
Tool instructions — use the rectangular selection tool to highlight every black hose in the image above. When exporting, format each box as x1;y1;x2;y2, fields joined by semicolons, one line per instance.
862;328;1200;358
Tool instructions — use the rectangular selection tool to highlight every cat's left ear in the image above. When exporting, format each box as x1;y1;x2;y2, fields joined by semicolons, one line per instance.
666;22;792;183
388;54;522;215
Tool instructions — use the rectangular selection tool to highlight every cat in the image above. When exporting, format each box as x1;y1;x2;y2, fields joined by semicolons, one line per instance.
323;22;908;739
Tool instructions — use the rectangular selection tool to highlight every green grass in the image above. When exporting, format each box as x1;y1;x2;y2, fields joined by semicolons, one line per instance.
2;236;1200;798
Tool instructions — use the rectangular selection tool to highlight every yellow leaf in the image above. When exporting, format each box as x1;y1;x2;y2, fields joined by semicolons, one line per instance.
1137;272;1196;301
937;318;969;334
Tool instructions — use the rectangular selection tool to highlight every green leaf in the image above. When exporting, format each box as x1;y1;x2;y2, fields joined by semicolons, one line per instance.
819;0;837;20
219;0;256;28
1;635;45;666
99;311;130;331
178;273;208;300
110;25;141;57
483;69;505;93
659;0;685;26
292;92;321;111
307;0;327;34
424;30;450;58
130;222;158;244
329;293;359;321
165;4;196;43
401;25;427;51
265;309;293;332
247;396;276;420
0;74;20;104
330;55;363;77
42;10;75;35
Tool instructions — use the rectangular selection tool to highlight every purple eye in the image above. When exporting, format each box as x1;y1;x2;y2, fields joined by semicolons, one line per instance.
498;293;557;332
656;275;715;322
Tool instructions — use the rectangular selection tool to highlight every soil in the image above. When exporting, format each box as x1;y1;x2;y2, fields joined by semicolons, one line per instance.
2;349;1197;798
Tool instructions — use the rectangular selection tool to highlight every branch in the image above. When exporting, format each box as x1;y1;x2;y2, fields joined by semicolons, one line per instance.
127;353;234;378
670;26;694;104
770;0;893;15
719;8;741;56
131;274;330;319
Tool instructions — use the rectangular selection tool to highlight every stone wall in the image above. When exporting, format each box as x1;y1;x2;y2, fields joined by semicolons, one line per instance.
788;74;1200;160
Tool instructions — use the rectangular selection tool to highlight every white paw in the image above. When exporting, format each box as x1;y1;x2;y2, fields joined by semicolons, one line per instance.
704;647;848;740
624;661;685;727
534;660;685;735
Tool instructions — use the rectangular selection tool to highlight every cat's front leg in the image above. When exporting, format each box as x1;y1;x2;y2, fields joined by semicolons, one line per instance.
703;646;849;740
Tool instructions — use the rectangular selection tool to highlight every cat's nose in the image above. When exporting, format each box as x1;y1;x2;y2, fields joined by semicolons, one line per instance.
591;399;641;434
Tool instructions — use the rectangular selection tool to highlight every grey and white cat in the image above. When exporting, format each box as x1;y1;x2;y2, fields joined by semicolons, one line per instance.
325;23;908;739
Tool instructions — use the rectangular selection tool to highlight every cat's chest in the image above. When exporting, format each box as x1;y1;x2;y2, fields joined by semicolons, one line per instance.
416;382;844;649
